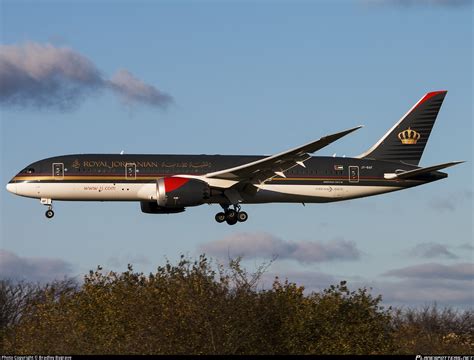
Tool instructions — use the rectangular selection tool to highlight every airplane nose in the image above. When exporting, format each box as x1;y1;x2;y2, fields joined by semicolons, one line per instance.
6;183;16;194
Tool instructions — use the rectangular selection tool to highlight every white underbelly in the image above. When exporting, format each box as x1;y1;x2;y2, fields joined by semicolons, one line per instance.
258;184;401;200
15;182;401;203
15;182;156;201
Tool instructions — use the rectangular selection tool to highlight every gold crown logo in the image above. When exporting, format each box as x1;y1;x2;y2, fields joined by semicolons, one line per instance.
398;127;420;145
72;159;81;169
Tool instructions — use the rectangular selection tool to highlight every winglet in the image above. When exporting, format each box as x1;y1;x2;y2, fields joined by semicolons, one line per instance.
311;125;363;154
335;125;364;137
333;125;363;136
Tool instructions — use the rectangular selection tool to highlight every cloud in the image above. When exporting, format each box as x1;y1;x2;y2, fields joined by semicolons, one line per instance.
375;278;474;307
200;232;360;263
383;262;473;281
0;42;173;111
407;242;458;259
259;266;473;308
263;265;473;308
428;190;472;212
0;249;74;283
459;243;474;251
108;69;173;108
428;197;456;211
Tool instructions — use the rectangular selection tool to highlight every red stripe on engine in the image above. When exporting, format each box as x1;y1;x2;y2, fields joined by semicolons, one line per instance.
164;177;189;192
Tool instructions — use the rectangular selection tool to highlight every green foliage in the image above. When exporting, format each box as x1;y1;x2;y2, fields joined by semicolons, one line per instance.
1;255;472;355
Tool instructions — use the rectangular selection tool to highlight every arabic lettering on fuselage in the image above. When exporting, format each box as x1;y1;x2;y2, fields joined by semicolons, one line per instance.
78;160;212;169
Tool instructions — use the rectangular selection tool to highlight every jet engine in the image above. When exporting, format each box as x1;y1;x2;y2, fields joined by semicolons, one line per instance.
140;177;211;214
140;201;185;214
156;177;210;208
140;177;210;214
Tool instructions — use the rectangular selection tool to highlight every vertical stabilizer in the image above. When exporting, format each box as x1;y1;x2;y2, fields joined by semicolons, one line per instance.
358;91;447;165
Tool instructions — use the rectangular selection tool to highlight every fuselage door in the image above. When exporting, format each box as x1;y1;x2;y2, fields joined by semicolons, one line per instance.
349;166;359;183
125;163;136;180
52;163;64;180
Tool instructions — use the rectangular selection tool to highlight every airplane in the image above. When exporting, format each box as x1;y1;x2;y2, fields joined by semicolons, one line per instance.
5;90;463;225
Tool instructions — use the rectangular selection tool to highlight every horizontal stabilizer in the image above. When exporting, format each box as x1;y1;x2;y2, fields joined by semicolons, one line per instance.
384;161;464;180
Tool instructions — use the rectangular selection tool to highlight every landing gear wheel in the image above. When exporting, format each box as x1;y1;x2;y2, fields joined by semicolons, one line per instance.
225;209;238;225
45;209;54;219
237;211;248;222
215;212;226;223
226;217;238;225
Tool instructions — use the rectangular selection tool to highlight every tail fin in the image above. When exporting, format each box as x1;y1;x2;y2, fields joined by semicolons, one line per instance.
358;91;447;165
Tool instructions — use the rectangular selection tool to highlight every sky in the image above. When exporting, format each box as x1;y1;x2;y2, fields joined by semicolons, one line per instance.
0;0;472;309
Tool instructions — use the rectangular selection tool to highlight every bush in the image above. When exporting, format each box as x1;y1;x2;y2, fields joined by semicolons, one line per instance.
392;305;473;354
2;255;472;354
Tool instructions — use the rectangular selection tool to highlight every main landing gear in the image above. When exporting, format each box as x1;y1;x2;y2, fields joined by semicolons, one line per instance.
215;204;248;225
41;198;54;219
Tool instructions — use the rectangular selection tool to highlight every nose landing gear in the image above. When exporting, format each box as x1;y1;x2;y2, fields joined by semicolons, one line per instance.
45;208;55;219
41;198;54;219
215;205;248;225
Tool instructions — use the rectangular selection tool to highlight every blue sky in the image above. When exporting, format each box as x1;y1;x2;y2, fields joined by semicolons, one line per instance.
1;0;472;308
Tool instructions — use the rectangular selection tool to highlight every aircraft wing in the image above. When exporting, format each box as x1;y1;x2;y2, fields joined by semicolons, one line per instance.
205;125;362;185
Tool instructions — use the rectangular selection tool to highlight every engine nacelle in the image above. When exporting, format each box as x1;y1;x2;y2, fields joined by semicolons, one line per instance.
140;201;185;214
156;177;210;208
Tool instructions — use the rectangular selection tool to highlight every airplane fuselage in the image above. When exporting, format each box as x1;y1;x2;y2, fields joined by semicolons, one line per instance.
5;91;459;224
7;153;446;205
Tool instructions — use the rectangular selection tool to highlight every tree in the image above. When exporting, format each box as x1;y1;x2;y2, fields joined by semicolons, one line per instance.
3;255;471;354
0;278;76;352
392;305;474;354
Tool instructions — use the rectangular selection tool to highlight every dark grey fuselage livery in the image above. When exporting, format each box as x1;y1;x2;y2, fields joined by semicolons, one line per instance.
5;91;463;224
